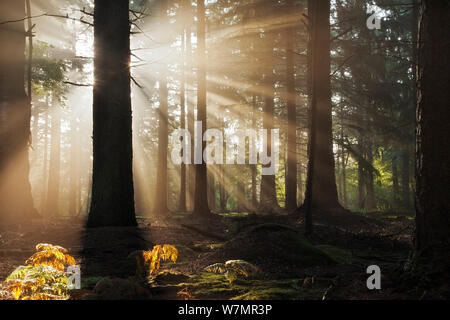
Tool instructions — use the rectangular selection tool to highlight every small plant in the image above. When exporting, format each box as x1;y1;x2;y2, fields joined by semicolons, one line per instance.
128;245;179;277
3;243;76;300
205;260;259;284
26;243;76;271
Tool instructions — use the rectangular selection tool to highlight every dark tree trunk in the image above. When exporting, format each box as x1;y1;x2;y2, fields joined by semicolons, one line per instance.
392;152;399;207
88;0;136;227
193;0;212;217
285;0;297;212
0;0;36;224
357;136;366;210
401;148;411;209
251;94;258;212
302;0;341;232
341;153;347;208
259;77;279;214
365;142;376;211
415;0;450;261
45;106;61;217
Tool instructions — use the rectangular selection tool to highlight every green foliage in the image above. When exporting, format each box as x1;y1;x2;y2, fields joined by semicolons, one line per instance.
30;41;68;100
3;244;76;300
5;265;71;300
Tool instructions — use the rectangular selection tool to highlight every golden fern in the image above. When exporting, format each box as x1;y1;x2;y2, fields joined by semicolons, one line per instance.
142;244;178;275
26;243;75;271
4;243;76;300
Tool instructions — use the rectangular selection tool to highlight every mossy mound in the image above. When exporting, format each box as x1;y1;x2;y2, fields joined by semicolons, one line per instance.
203;224;335;273
177;273;330;300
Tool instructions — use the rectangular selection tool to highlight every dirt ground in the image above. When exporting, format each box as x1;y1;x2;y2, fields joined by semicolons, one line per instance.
1;211;442;300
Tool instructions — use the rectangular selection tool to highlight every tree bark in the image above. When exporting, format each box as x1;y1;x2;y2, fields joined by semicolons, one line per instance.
45;105;61;217
179;29;187;212
285;0;297;212
302;0;341;231
415;0;450;260
153;0;170;216
193;0;212;217
69;110;79;217
258;76;279;214
251;94;258;212
0;0;37;224
401;148;411;209
392;152;399;207
88;0;136;227
357;135;366;210
365;142;376;211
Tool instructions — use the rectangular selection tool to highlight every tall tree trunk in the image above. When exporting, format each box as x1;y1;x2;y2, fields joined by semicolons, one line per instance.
179;26;187;213
339;107;347;208
69;111;79;217
153;0;170;216
357;136;366;210
302;0;341;233
285;0;297;211
207;171;216;211
88;0;136;227
251;94;258;212
341;153;347;208
401;148;411;209
153;78;169;215
193;0;212;217
0;0;37;224
259;76;279;214
392;152;399;207
41;112;49;213
45;106;61;217
186;6;195;212
365;142;376;211
415;0;450;263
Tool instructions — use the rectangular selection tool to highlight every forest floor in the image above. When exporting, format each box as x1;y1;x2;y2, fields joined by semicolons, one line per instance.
0;210;446;300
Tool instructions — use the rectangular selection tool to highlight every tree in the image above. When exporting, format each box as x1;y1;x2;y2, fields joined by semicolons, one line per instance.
45;105;61;217
285;0;298;212
153;0;170;216
178;1;188;212
192;0;212;218
415;0;450;262
87;0;136;227
0;0;37;225
301;0;341;233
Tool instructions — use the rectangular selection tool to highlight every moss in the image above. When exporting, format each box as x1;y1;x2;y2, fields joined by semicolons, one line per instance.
179;273;330;300
178;273;247;299
232;287;299;300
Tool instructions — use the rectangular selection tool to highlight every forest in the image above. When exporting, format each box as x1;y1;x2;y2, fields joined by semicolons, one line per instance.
0;0;449;303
